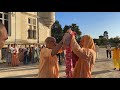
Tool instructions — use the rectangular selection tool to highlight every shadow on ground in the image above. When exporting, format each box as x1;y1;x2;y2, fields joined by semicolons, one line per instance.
95;59;112;62
4;74;38;78
92;70;112;75
0;67;38;72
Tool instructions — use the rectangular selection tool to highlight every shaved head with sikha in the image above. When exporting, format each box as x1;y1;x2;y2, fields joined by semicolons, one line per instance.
45;37;56;49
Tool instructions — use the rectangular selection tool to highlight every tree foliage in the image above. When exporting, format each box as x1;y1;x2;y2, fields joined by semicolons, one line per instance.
109;36;120;45
51;20;63;43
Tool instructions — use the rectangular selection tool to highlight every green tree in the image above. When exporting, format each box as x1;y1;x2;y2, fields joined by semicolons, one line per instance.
99;38;108;45
51;20;63;43
109;36;120;46
113;36;120;44
62;25;70;33
93;39;101;45
109;38;114;43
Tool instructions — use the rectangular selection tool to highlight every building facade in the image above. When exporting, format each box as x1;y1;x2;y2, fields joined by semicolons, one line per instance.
0;12;55;46
0;12;55;60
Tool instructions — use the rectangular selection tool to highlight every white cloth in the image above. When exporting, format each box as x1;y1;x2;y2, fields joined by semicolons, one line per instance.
106;44;111;50
95;45;99;52
10;47;14;54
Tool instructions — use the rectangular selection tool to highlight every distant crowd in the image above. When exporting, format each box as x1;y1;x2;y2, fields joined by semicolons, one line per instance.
0;44;45;66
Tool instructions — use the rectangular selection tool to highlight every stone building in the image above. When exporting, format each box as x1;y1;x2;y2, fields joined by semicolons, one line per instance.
0;12;55;60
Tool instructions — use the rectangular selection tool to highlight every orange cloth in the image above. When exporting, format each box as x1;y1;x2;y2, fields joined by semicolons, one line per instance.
71;35;96;78
112;48;120;60
58;47;63;54
111;48;120;68
38;47;59;78
11;48;20;66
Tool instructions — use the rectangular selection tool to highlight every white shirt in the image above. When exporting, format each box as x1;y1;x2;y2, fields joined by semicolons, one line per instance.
106;45;111;50
10;47;14;54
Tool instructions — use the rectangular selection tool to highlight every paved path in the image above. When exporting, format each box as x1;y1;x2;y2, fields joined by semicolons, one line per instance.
0;48;120;78
92;48;120;78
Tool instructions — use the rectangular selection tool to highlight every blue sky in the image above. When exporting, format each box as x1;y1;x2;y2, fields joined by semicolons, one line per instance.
56;12;120;39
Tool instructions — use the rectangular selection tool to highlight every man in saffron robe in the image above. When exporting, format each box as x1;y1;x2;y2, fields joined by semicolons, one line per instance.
63;31;96;78
38;37;63;78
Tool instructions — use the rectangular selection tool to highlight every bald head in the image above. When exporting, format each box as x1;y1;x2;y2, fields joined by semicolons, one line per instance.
45;37;56;49
0;23;8;49
45;37;56;43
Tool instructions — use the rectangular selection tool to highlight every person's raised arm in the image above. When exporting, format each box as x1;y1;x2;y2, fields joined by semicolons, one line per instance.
51;40;63;57
63;32;88;59
70;36;88;59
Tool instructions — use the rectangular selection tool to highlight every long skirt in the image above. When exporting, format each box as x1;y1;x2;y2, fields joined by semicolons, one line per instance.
11;53;20;66
6;53;12;63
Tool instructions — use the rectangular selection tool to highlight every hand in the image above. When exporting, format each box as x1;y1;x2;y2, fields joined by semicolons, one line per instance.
63;33;72;47
67;29;73;34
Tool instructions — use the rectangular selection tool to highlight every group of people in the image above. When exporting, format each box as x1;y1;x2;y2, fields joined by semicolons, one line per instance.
1;22;120;78
5;44;41;66
106;44;120;71
39;27;96;78
0;22;96;78
6;44;20;66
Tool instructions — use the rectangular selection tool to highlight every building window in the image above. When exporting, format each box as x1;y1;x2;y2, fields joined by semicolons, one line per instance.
0;12;11;36
30;30;33;39
33;19;36;25
28;18;37;39
0;19;2;23
28;29;33;39
28;30;31;39
4;14;8;19
4;20;8;32
33;30;36;39
28;18;31;24
0;13;2;18
33;26;36;30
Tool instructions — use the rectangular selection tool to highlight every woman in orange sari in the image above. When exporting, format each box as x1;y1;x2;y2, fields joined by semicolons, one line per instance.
63;32;96;78
11;44;20;66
